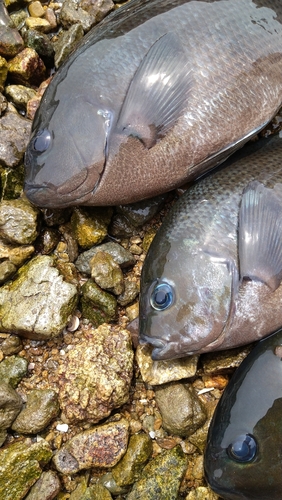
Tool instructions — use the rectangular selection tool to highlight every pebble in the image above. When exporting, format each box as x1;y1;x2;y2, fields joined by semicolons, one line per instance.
0;2;24;58
24;470;61;500
126;445;188;500
201;345;253;373
70;207;113;249
154;382;207;437
4;84;36;111
11;389;60;434
28;1;45;18
80;279;117;327
53;418;129;473
0;239;34;268
57;325;133;424
0;255;78;340
90;251;125;295
54;23;84;68
117;278;139;306
0;334;22;355
0;355;28;388
0;260;16;284
0;105;31;167
111;433;153;487
0;381;22;430
7;47;46;86
23;29;55;62
185;486;219;500
136;344;199;385
0;438;52;499
0;56;8;91
0;198;39;245
117;194;168;227
75;241;135;275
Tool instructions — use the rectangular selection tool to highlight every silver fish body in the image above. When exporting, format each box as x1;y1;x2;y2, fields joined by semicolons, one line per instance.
139;134;282;360
25;0;282;207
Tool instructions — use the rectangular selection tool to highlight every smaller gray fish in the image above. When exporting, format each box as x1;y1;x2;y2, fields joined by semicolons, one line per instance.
139;134;282;360
205;328;282;500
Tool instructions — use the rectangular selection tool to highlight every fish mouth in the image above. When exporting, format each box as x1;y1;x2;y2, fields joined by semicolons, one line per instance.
139;335;169;360
24;183;94;208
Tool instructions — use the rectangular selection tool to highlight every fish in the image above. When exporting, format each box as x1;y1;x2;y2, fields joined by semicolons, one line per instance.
24;0;282;208
139;134;282;360
204;328;282;500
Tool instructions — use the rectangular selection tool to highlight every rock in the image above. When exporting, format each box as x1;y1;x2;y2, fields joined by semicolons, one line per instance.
23;29;54;62
75;241;135;275
0;56;8;91
70;483;113;500
117;194;168;227
186;486;219;500
0;355;28;387
90;251;124;295
109;214;136;238
201;345;253;373
117;279;139;306
99;472;129;496
7;47;46;86
0;92;7;115
4;84;36;111
35;228;60;255
54;24;84;68
0;334;22;355
26;77;51;120
80;0;114;23
0;198;39;245
112;433;153;487
0;239;34;267
12;389;60;434
24;470;61;500
71;207;113;249
0;106;31;167
154;382;207;437
0;255;78;340
136;344;199;385
28;1;45;18
57;325;133;424
0;438;52;500
80;279;117;327
126;446;188;500
53;418;129;473
0;164;25;200
59;0;114;32
0;430;6;447
0;2;24;58
0;381;22;430
0;260;16;284
25;17;52;33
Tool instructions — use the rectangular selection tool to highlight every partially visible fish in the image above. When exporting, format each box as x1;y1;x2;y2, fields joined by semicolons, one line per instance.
25;0;282;208
205;328;282;500
139;134;282;360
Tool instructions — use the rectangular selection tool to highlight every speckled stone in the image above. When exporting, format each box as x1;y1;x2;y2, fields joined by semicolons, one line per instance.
0;164;25;200
4;84;36;111
23;29;55;61
126;446;188;500
0;3;24;58
117;279;139;306
12;389;60;434
0;198;39;245
90;251;124;295
75;241;135;275
71;207;113;249
136;344;199;385
0;106;31;167
0;355;27;388
54;23;84;68
24;471;61;500
81;279;117;327
0;239;34;267
186;486;219;500
112;433;153;486
0;381;22;430
201;346;253;373
0;255;78;340
7;47;46;86
57;325;133;424
0;438;52;500
53;418;129;474
0;335;22;355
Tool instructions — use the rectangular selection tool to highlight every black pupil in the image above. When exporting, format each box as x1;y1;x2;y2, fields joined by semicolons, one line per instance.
228;434;257;462
155;290;167;306
150;282;173;311
33;129;51;152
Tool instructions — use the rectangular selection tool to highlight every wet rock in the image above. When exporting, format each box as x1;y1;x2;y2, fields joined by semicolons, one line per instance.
0;438;52;500
0;56;8;91
136;344;199;385
25;17;52;33
57;325;133;424
201;345;253;373
126;302;139;322
24;470;61;500
0;260;16;283
23;29;54;62
109;214;136;238
0;164;25;200
12;389;60;434
90;251;124;295
59;0;113;32
0;198;39;245
71;207;113;249
44;8;57;31
99;472;129;496
0;2;24;58
76;241;135;275
126;445;188;500
154;382;207;437
80;0;114;23
0;92;7;115
35;228;60;255
5;84;36;111
0;430;6;447
112;433;153;487
0;105;31;167
0;239;34;267
8;47;46;86
0;355;28;387
10;9;28;30
142;228;157;253
53;418;129;473
81;279;117;327
117;278;139;306
186;486;219;500
70;482;113;500
0;334;22;355
28;1;45;18
0;255;78;340
58;224;78;262
0;381;22;430
54;24;84;68
117;194;168;227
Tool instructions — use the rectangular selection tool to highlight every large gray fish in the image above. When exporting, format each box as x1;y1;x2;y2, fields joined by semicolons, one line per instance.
205;328;282;499
25;0;282;208
139;134;282;360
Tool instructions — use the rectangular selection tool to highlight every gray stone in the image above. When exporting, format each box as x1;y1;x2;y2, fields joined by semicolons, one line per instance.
24;471;61;500
12;389;60;434
0;106;31;167
0;355;27;387
112;433;153;486
90;251;124;295
75;241;135;275
0;198;39;245
0;381;22;430
4;84;36;111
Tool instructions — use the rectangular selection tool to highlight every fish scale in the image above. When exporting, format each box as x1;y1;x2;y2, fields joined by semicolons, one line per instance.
24;0;282;207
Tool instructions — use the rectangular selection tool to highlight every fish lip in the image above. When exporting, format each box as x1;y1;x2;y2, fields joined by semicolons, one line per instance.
24;183;94;208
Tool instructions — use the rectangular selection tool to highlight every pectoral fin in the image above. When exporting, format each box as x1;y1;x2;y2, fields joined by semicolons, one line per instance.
239;181;282;291
116;32;192;148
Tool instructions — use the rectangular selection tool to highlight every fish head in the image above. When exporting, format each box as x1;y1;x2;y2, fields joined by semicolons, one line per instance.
24;79;113;208
139;236;233;360
205;331;282;498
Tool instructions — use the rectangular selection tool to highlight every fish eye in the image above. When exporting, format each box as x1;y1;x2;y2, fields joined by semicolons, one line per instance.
227;434;257;463
32;129;51;153
150;282;174;311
